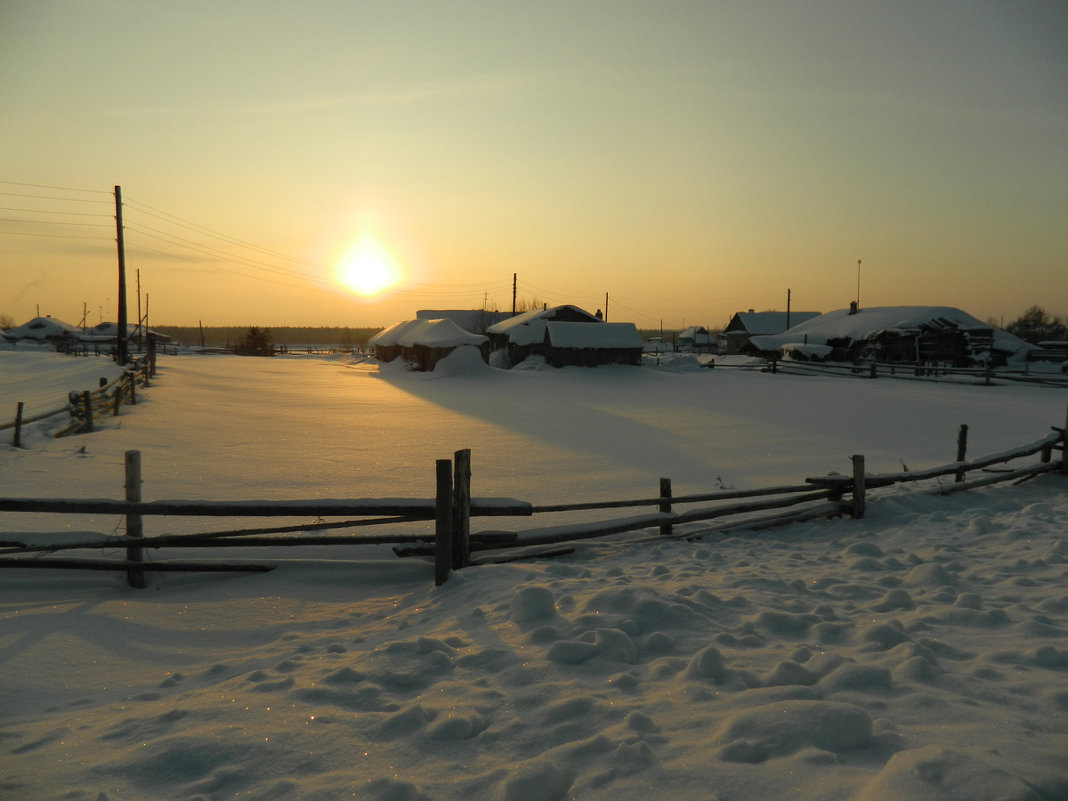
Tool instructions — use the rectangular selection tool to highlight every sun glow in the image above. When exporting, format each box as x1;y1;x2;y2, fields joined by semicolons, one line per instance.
337;237;402;297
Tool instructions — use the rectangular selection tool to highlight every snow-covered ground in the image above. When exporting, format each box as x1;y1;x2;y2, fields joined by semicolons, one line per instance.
1;349;1067;800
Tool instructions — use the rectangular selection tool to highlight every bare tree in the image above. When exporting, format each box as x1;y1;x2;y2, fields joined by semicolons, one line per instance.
1006;306;1067;344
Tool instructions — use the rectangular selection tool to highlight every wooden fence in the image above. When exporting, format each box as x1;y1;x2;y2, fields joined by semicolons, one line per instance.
2;409;1065;587
753;358;1068;388
2;356;155;446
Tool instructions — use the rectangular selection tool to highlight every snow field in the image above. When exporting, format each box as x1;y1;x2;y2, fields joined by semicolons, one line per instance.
1;350;1066;800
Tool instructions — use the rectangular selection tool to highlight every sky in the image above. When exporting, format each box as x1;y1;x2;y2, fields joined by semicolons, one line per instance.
1;0;1066;330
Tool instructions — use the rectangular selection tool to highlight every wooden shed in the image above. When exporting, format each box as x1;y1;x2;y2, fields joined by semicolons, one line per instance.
368;320;424;363
369;319;488;371
486;305;604;367
543;321;643;367
724;310;821;355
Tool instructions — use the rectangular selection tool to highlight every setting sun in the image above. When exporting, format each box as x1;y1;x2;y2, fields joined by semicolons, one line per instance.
337;237;402;297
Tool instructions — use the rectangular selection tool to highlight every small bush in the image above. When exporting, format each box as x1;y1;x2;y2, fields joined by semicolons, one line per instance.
235;326;275;356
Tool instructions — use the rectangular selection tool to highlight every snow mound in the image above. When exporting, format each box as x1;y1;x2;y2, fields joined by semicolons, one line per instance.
430;345;493;376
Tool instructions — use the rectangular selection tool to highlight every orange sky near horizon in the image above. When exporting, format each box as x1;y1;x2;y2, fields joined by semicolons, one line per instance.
1;2;1065;331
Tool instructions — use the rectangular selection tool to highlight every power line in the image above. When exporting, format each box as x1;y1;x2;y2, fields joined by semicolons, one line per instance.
128;241;345;296
122;223;338;291
0;190;111;204
0;180;111;194
0;205;111;218
0;229;111;241
0;216;112;227
124;197;324;271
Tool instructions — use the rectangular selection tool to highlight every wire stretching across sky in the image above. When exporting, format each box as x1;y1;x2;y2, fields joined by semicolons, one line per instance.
1;180;777;328
0;181;115;243
121;194;516;308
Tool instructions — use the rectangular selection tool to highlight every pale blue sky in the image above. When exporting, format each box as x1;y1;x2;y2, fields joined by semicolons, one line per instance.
2;1;1065;328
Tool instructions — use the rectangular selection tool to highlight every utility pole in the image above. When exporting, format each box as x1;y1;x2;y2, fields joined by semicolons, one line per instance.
114;185;129;364
512;273;517;315
856;259;862;307
604;292;609;322
786;288;791;329
136;268;143;352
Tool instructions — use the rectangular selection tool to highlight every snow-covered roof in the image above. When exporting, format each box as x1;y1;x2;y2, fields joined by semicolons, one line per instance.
415;309;517;332
398;318;487;348
486;305;602;346
370;319;487;349
2;316;77;341
749;306;1032;355
729;311;821;335
368;320;424;348
546;322;643;349
678;326;713;343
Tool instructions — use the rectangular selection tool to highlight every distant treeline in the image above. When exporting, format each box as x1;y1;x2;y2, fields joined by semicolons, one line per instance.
153;326;384;348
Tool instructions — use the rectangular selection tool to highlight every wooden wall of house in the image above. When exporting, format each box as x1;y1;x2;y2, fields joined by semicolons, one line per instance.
547;347;641;368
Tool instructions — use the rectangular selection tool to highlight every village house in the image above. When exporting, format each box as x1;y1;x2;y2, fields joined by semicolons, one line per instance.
746;305;1032;367
2;317;169;356
1;315;79;347
485;305;642;368
676;325;719;353
368;318;488;371
486;305;600;366
724;310;821;355
540;321;644;367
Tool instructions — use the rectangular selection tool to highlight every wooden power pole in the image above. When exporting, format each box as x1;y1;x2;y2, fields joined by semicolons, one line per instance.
114;185;129;364
136;268;143;352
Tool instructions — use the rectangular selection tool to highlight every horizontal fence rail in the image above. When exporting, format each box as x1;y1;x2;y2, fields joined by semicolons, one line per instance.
759;357;1068;388
3;355;156;445
2;408;1066;587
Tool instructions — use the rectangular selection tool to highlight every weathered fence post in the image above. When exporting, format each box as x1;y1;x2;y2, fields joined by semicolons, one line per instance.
452;449;471;569
869;362;877;379
851;454;866;518
659;477;672;536
13;401;24;448
434;458;454;586
125;450;145;588
113;388;122;416
128;371;137;405
955;424;968;482
81;391;94;433
1061;405;1068;476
